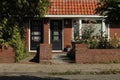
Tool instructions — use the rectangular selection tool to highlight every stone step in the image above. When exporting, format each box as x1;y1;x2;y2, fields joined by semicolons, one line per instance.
51;53;74;64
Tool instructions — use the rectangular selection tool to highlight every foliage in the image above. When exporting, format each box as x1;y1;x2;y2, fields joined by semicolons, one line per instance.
87;34;110;49
11;24;29;62
109;33;120;48
74;20;96;43
88;36;99;49
0;0;50;17
73;20;120;49
0;18;29;62
0;0;50;27
0;18;14;48
96;0;120;24
0;0;50;30
97;35;110;49
0;0;50;62
0;18;7;45
81;23;96;42
50;70;81;75
87;33;120;49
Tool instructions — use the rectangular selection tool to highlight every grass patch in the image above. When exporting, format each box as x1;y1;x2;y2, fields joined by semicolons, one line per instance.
98;69;120;74
49;69;120;75
50;71;82;75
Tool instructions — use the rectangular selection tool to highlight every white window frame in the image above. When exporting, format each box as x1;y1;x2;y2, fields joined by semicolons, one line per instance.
72;18;109;41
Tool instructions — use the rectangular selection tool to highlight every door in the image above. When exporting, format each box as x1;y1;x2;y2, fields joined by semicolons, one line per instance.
50;20;62;50
30;20;43;50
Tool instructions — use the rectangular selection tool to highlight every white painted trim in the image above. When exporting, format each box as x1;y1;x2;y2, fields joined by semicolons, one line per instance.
72;19;74;40
52;50;63;52
28;20;37;52
62;20;64;50
30;50;37;52
79;19;82;39
108;24;110;39
72;19;82;40
45;15;105;18
102;20;106;36
28;20;31;52
48;19;51;44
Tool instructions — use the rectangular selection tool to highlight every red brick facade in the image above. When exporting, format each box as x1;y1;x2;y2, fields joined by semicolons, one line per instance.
110;25;120;38
64;19;72;48
39;44;52;64
24;23;29;50
0;45;15;63
43;18;49;44
75;43;120;63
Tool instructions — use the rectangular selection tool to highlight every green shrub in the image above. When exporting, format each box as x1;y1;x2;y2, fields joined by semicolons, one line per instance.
87;33;120;49
11;24;29;62
81;24;95;42
73;19;120;49
0;18;11;48
97;35;110;49
109;33;120;48
0;18;29;62
88;36;99;49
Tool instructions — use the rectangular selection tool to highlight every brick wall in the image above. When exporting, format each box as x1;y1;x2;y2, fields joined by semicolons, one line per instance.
43;18;49;44
110;25;120;37
0;45;15;63
75;43;120;63
24;24;29;50
64;19;72;49
39;44;52;64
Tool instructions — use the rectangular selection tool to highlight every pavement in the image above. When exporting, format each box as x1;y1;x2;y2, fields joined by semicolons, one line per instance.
0;63;120;74
0;53;119;75
3;53;120;75
1;54;120;80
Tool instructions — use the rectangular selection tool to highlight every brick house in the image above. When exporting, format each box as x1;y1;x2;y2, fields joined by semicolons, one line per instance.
25;0;120;53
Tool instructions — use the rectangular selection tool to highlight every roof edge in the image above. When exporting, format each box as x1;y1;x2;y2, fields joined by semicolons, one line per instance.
45;15;105;18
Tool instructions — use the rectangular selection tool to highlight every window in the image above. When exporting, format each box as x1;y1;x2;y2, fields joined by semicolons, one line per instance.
82;20;102;36
72;19;108;41
73;19;79;40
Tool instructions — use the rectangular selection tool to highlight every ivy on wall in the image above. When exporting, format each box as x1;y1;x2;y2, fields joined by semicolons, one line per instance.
11;24;29;62
0;18;29;62
0;0;50;62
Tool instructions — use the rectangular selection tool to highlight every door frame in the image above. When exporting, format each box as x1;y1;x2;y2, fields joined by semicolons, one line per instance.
49;19;64;52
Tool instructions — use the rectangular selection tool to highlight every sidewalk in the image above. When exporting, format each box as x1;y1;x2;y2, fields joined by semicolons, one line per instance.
0;63;120;74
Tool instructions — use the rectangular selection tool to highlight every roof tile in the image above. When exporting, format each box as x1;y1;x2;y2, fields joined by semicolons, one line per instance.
47;0;98;15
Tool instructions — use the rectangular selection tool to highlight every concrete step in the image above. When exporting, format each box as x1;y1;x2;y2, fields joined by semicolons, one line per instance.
51;53;74;64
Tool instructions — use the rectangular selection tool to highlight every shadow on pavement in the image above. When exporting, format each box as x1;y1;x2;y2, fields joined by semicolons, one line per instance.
0;75;69;80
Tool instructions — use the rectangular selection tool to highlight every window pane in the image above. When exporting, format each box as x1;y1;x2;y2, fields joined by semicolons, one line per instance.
73;22;79;40
105;24;109;36
82;20;102;37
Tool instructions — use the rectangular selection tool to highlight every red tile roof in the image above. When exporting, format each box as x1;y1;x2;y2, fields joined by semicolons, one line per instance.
48;0;98;15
